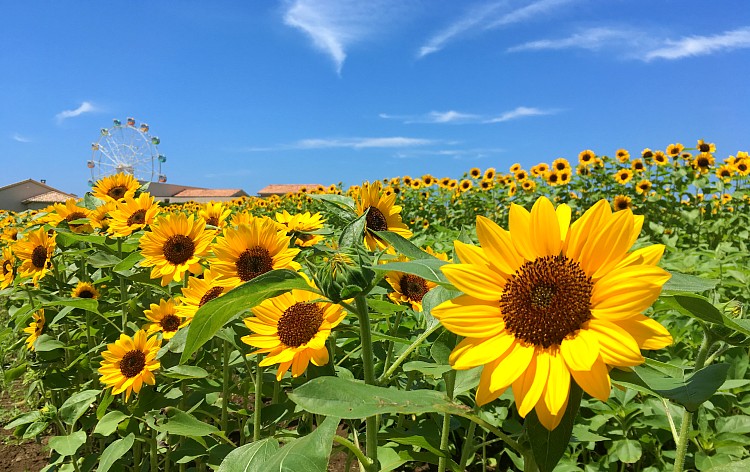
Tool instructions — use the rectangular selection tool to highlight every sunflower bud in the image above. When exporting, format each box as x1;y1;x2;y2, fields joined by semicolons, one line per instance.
315;247;375;303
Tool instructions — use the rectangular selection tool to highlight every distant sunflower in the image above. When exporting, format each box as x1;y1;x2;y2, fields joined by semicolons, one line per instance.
210;218;300;286
144;298;188;339
460;179;473;192
470;168;482;179
385;248;448;311
693;152;715;173
177;269;236;319
49;199;93;233
15;227;56;285
98;330;161;401
552;158;571;172
139;213;214;286
522;180;536;192
433;197;672;430
635;180;652;195
716;165;733;182
422;175;435;186
92;173;140;202
480;180;493;190
558;170;571;185
24;309;45;351
1;246;15;289
448;179;458;190
355;181;412;251
612;195;632;211
653;151;668;166
241;288;346;380
439;177;451;189
721;193;732;204
578;150;595;166
276;210;326;247
697;139;716;154
546;171;561;186
90;200;115;233
616;149;630;163
199;202;232;229
483;168;496;181
108;193;160;237
72;281;100;299
509;163;522;173
641;149;654;161
531;163;550;177
514;170;528;181
508;181;518;197
402;176;413;187
666;143;684;157
614;169;633;185
735;159;749;176
630;159;645;173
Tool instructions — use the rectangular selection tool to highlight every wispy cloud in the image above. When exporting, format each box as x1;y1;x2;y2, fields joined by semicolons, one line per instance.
283;0;406;74
381;107;557;124
644;27;750;61
393;148;505;160
12;133;31;143
418;0;576;58
55;101;97;123
240;136;436;152
507;27;636;52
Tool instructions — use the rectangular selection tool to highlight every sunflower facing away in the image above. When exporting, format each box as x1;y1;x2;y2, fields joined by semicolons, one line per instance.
24;309;45;351
92;173;140;202
98;330;161;401
108;193;160;237
15;227;56;285
432;196;672;430
144;298;189;339
241;288;346;380
1;246;15;289
139;212;215;286
72;281;100;299
356;181;412;251
176;269;236;319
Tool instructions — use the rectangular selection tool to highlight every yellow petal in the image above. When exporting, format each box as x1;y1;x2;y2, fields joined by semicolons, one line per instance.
512;349;548;417
489;342;535;392
449;334;515;370
529;197;561;257
614;315;673;350
243;319;278;335
570;356;611;401
556;204;572;242
432;295;504;337
441;264;505;301
580;210;635;278
564;199;611;261
475;358;506;406
508;203;535;261
587;319;644;366
560;329;600;371
617;244;665;268
453;240;489;267
310;347;330;366
475;216;521;273
534;390;569;431
544;350;570;416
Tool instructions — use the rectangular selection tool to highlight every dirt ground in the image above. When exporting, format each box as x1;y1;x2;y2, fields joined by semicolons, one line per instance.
0;383;48;472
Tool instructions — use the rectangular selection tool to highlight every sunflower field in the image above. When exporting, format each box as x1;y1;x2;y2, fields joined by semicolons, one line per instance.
1;141;749;472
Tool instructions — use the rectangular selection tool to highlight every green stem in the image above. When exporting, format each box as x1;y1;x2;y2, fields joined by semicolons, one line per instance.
458;421;477;468
354;294;378;472
438;369;456;472
117;239;127;331
254;359;263;441
221;340;230;433
333;435;373;469
379;322;441;384
150;426;159;471
382;310;404;377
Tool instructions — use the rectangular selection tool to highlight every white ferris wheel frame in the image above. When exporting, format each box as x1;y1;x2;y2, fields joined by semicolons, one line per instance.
89;119;163;182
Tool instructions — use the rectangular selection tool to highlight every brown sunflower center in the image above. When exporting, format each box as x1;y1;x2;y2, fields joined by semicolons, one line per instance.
160;314;181;332
277;302;324;347
199;286;225;306
699;143;710;152
127;209;147;226
634;162;644;171
163;235;196;265
615;199;629;211
108;185;128;200
400;274;429;302
697;156;710;167
31;245;48;269
205;216;219;227
2;259;11;275
236;246;274;281
119;349;147;378
365;206;388;232
500;254;593;348
77;288;96;298
65;211;87;225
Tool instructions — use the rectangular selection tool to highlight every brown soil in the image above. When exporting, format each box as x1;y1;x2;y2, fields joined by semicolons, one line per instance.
0;383;49;472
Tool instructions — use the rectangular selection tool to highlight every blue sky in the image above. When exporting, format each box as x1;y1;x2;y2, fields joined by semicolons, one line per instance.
1;1;749;197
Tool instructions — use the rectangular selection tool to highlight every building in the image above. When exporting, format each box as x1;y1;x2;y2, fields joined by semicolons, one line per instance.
0;179;77;212
141;181;249;204
256;184;322;198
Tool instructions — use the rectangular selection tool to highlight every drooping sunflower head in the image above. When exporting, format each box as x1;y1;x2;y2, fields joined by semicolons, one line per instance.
355;181;412;251
198;202;232;229
144;298;188;339
98;330;161;401
14;227;56;285
176;269;237;319
433;196;672;430
1;245;15;289
72;281;100;299
92;173;140;202
138;212;215;286
23;309;45;351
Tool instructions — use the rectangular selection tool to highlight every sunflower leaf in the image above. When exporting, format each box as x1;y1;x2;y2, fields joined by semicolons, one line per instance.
217;437;280;472
375;231;439;260
155;408;219;437
97;433;134;472
662;271;719;294
256;416;340;472
180;269;311;363
369;259;451;285
48;430;87;457
59;389;100;426
308;193;355;210
339;211;368;249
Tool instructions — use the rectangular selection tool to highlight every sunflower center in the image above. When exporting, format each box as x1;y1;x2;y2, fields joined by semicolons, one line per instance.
205;216;219;227
615;199;629;211
162;235;196;265
277;302;324;347
119;350;147;378
127;209;147;226
236;246;274;281
77;289;96;298
31;245;48;269
699;143;710;152
697;157;710;167
365;206;388;232
2;259;11;275
500;254;593;348
160;314;181;332
199;286;224;306
65;211;87;225
400;274;429;302
108;186;128;200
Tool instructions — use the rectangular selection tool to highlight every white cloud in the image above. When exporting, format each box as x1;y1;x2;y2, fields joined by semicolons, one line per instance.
12;133;31;143
55;101;97;122
644;27;750;61
507;27;634;52
418;0;576;58
240;136;436;152
380;107;556;124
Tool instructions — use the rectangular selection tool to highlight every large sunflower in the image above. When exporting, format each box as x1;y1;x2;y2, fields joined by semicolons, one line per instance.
176;269;236;319
92;173;140;202
1;246;15;289
241;288;346;380
144;298;188;339
98;330;161;401
433;196;672;430
355;181;412;251
210;218;300;286
108;193;160;237
24;309;45;351
139;213;214;286
15;227;56;285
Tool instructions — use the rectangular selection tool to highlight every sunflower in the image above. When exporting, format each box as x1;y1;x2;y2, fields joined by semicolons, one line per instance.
558;170;571;185
92;173;140;202
552;158;571;172
578;150;595;166
480;180;493;190
422;175;435;186
1;246;15;289
613;169;633;185
49;199;93;233
641;149;654;161
546;171;561;186
612;195;632;211
241;288;346;380
514;170;528;181
508;181;518;197
735;159;749;176
385;248;448;311
666;143;684;157
15;227;56;285
198;202;232;229
615;149;630;163
697;139;716;154
276;211;326;247
108;193;160;238
630;159;645;173
522;180;536;192
692;152;715;174
355;181;412;251
98;330;161;401
483;168;496;181
448;179;458;190
635;180;652;195
402;176;413;187
469;168;482;179
89;200;115;233
459;179;473;192
653;151;668;166
531;163;550;177
24;309;45;351
139;213;215;286
72;281;100;299
716;165;733;182
721;193;732;205
176;269;236;319
1;226;20;244
433;196;672;430
144;298;189;339
439;177;451;189
210;218;300;286
509;163;522;173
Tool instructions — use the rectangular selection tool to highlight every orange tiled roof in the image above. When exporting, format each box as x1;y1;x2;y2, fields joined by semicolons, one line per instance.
172;188;246;198
257;184;322;195
22;191;76;203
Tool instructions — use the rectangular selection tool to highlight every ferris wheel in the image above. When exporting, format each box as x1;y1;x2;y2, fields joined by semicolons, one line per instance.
87;117;167;186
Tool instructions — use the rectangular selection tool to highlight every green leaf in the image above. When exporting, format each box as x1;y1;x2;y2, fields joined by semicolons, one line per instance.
181;269;310;363
453;367;482;396
4;411;42;429
59;389;100;426
31;334;64;352
339;211;368;249
97;433;134;472
375;231;438;260
704;458;750;471
526;382;584;472
422;286;461;328
87;252;122;268
613;439;642;463
402;361;452;378
288;376;469;419
113;252;144;274
370;258;450;285
663;294;724;324
257;416;339;472
3;363;27;383
662;271;719;294
48;431;87;456
308;193;355;210
368;299;409;315
43;297;99;313
162;365;209;379
154;408;219;437
217;437;280;472
94;411;129;437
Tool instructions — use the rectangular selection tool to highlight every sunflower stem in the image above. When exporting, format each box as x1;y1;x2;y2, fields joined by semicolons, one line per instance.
354;294;378;472
150;426;159;471
458;420;477;468
221;339;230;434
333;435;373;469
253;359;263;441
438;368;456;472
379;322;441;384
